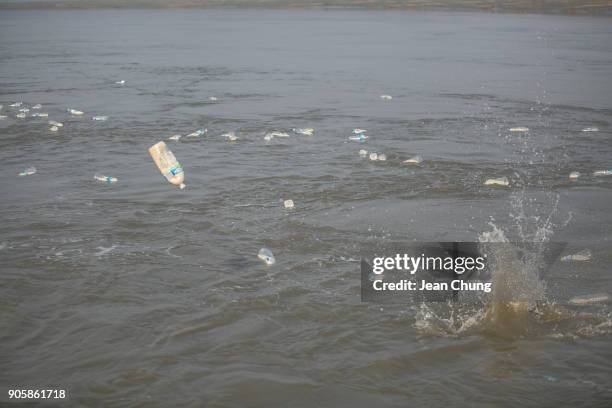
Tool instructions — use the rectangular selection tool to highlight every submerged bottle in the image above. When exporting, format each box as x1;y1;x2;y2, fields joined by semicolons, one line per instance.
148;141;185;189
94;174;118;184
258;247;276;265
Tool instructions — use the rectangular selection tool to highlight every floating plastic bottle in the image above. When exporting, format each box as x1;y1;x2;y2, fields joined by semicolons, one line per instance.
582;127;599;132
209;96;218;101
19;167;36;176
32;104;42;110
94;174;118;184
403;155;423;165
49;126;59;132
349;134;368;142
369;152;378;161
292;128;314;136
31;112;48;118
10;102;22;107
16;113;26;119
380;94;392;100
68;109;84;116
19;108;30;113
509;127;529;132
258;247;276;265
593;169;612;177
484;177;509;187
560;249;591;262
186;128;206;137
115;80;126;85
264;131;289;141
92;116;108;121
377;154;387;161
569;171;580;180
48;120;63;127
359;149;368;157
221;132;238;142
353;128;366;134
148;141;185;189
569;293;609;306
284;199;295;209
168;134;182;141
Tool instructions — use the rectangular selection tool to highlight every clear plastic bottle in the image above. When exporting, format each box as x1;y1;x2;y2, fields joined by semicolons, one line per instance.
94;174;118;184
149;141;185;189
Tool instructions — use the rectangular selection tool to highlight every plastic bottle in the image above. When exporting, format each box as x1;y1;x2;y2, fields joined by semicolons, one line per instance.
359;149;368;157
593;170;612;177
94;174;118;184
19;167;36;176
369;152;378;161
292;128;314;136
48;120;63;127
49;126;59;132
560;249;591;262
284;199;295;209
92;116;108;121
258;247;276;265
221;132;238;142
16;113;26;119
32;104;42;110
148;141;185;189
380;94;392;100
403;155;422;165
168;134;182;141
569;171;580;180
10;102;22;107
349;134;368;142
209;96;218;101
582;127;598;132
484;177;509;187
377;154;387;161
353;128;366;134
69;109;83;116
115;80;126;85
186;128;206;137
509;127;529;132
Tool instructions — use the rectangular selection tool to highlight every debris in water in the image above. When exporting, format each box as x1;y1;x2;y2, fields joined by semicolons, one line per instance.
380;94;392;100
48;120;63;127
349;134;368;142
569;171;580;180
359;149;368;157
16;113;26;119
403;155;423;165
92;116;108;121
115;80;126;85
369;152;378;161
68;109;84;116
569;293;609;306
582;127;599;132
221;132;238;142
353;128;367;134
31;112;48;117
377;153;387;161
484;177;510;187
258;247;276;265
186;128;206;137
32;104;42;110
94;174;118;184
509;127;529;132
19;167;36;176
19;107;30;113
168;134;182;141
148;141;186;189
560;249;591;262
209;96;218;101
264;131;290;141
49;126;59;132
292;128;314;136
593;169;612;177
283;199;295;209
10;102;22;107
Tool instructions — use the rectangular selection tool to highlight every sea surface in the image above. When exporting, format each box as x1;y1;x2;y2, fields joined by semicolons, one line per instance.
1;9;611;407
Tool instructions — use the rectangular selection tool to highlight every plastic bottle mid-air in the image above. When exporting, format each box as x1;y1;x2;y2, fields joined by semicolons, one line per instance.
484;177;509;187
509;127;529;132
92;116;108;121
403;155;422;165
349;134;368;142
283;199;295;209
292;128;314;136
148;141;185;189
94;174;118;184
593;170;612;177
258;247;276;265
569;171;580;180
19;167;36;176
69;109;84;116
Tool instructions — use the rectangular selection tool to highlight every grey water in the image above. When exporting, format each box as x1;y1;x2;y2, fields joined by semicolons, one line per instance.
1;9;612;407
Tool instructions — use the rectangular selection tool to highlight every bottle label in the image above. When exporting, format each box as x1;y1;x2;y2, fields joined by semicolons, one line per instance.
169;164;183;176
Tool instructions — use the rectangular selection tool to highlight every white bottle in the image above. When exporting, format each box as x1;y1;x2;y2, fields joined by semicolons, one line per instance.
149;141;185;189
